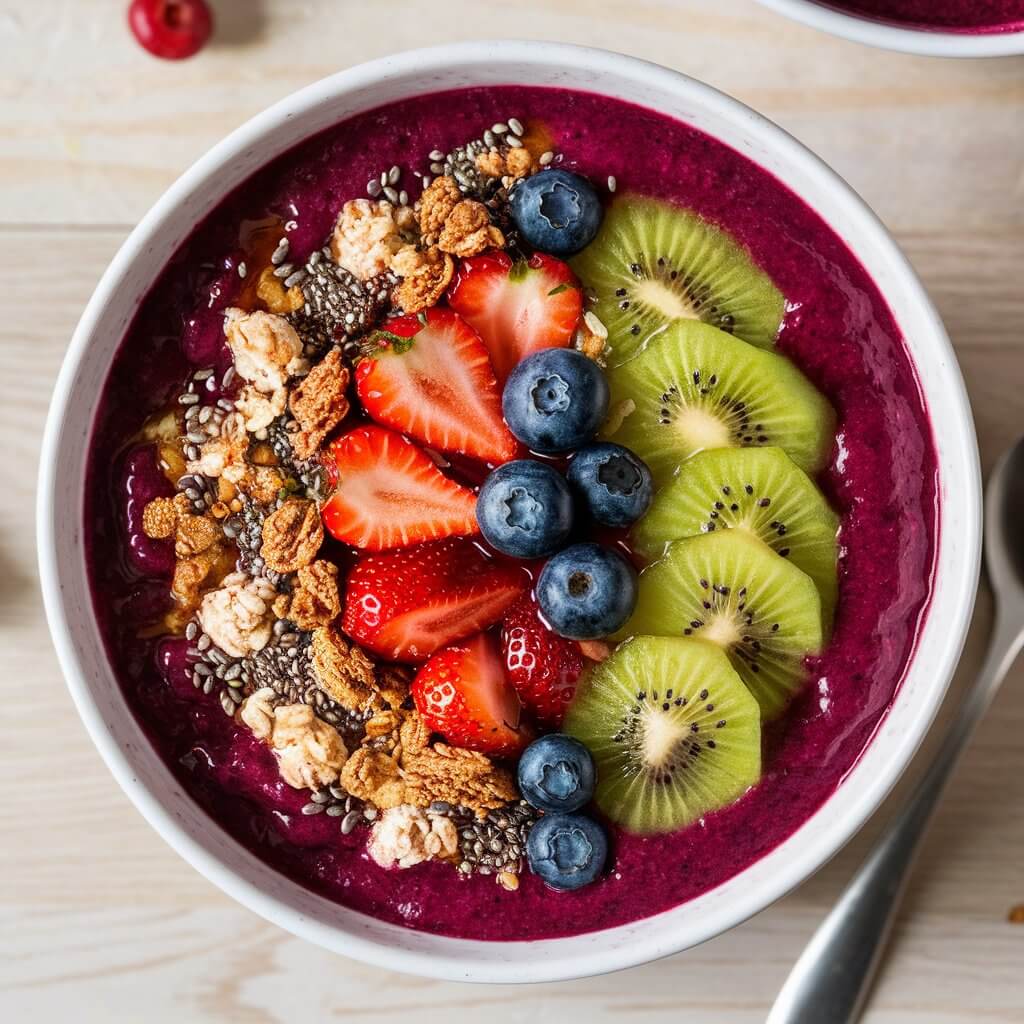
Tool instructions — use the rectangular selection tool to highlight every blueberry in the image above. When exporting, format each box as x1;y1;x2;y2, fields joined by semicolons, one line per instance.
568;443;654;528
518;734;596;813
536;542;637;640
476;460;573;558
503;349;609;455
526;812;607;891
510;170;603;256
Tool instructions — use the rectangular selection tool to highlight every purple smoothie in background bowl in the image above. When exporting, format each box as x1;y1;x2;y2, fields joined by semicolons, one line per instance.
84;84;938;942
815;0;1024;32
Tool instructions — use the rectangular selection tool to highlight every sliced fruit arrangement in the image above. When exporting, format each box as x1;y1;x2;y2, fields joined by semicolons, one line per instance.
633;446;839;621
321;425;479;550
356;306;519;464
615;529;824;718
412;632;529;757
602;320;835;487
501;596;585;728
570;195;785;365
342;537;527;662
564;635;761;835
448;251;583;383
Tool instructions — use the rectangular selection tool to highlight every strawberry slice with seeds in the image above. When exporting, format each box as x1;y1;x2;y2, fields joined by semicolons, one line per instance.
321;425;478;550
501;594;585;728
342;538;528;662
448;251;583;383
356;307;519;465
412;632;530;756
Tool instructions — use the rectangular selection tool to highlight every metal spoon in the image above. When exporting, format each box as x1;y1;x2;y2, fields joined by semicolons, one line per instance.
767;438;1024;1024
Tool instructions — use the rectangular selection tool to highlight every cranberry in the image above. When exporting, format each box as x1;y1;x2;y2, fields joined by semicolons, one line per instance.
128;0;213;60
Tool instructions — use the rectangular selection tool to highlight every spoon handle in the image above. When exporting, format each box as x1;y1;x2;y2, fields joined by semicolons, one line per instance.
767;612;1024;1024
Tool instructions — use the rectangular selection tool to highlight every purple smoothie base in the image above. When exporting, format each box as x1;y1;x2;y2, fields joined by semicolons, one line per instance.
814;0;1024;32
84;85;938;942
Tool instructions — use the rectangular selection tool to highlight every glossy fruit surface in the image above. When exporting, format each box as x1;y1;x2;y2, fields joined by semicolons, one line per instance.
341;538;527;662
517;734;595;813
501;595;585;726
448;251;582;383
476;460;573;558
526;812;607;891
536;542;638;640
567;442;654;527
128;0;212;60
356;307;518;464
510;169;604;256
412;633;528;757
321;426;479;550
502;348;609;454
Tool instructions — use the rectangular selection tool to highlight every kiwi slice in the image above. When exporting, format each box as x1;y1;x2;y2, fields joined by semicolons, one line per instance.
633;447;839;622
602;320;835;487
616;530;824;718
564;635;761;835
570;195;785;366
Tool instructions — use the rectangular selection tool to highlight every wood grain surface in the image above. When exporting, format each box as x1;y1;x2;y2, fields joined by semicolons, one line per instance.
1;1;1022;1020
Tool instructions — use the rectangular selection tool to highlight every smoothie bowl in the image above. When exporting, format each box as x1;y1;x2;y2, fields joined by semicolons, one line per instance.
39;42;980;982
756;0;1024;54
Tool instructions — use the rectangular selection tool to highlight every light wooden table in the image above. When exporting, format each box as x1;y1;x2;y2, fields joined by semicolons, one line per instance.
2;1;1022;1020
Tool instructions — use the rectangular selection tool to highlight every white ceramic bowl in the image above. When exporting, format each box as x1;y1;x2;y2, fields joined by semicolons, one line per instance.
38;41;981;983
755;0;1024;56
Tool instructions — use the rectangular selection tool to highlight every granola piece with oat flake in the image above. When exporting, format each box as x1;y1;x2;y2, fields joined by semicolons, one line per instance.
310;624;379;711
198;571;276;658
340;747;406;810
330;199;416;281
392;246;454;315
240;687;349;790
187;412;250;484
418;176;462;243
437;199;505;259
368;805;459;869
236;384;287;433
260;498;323;573
272;560;340;631
403;743;518;817
288;348;350;459
223;308;308;394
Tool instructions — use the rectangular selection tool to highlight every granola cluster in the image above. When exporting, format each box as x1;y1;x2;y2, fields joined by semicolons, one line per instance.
139;114;562;887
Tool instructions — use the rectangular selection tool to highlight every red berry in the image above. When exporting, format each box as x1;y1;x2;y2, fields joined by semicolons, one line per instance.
342;538;528;663
501;595;584;728
356;307;519;465
321;425;479;551
448;252;583;384
128;0;213;61
412;633;530;757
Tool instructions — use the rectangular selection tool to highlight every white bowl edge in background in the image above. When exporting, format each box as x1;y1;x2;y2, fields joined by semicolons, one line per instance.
754;0;1024;56
37;41;982;984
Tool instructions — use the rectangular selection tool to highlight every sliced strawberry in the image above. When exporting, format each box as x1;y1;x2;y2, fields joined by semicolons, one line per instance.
501;595;585;728
322;425;478;550
342;538;528;662
356;307;519;465
412;632;530;756
448;251;583;383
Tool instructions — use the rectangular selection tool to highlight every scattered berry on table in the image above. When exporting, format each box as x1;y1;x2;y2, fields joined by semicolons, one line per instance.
502;348;609;454
536;542;638;640
517;734;595;814
567;442;654;527
510;169;603;256
476;460;573;558
128;0;212;60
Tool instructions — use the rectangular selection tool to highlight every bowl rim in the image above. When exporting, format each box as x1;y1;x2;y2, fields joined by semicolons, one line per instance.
37;40;981;983
754;0;1024;56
